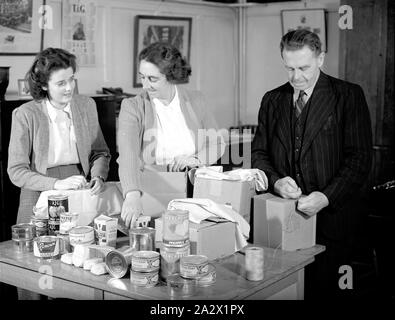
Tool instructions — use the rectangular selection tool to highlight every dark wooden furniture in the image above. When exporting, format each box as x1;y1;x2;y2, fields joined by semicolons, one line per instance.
0;93;126;242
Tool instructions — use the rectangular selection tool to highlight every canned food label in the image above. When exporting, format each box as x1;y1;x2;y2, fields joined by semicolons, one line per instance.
163;210;189;247
48;195;69;235
131;272;158;286
34;238;60;259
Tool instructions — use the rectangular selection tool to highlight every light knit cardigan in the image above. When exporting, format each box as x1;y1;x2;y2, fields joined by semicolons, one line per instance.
117;86;225;197
7;95;111;191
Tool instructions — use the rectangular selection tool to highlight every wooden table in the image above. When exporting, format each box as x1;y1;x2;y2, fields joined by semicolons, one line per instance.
0;240;324;300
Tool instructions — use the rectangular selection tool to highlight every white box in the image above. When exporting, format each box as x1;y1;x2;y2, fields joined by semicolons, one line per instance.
93;214;118;247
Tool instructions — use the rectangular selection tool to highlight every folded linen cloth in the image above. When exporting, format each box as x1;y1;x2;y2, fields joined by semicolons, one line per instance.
194;166;268;192
167;198;250;251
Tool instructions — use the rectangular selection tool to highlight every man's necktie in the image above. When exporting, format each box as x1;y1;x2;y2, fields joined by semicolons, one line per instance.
295;90;306;116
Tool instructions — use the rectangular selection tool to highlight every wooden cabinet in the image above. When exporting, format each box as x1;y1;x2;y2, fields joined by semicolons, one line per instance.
0;94;124;241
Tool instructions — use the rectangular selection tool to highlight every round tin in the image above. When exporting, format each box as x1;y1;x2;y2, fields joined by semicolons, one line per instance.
196;264;216;287
245;246;264;281
105;246;134;278
180;255;209;279
33;236;61;259
166;273;196;298
11;223;36;240
48;194;69;235
130;270;159;287
131;251;160;272
68;226;94;247
30;216;48;237
59;212;79;235
129;227;156;251
160;245;190;280
13;239;33;252
162;210;189;247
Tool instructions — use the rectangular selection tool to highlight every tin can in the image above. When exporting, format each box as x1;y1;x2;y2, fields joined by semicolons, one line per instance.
245;246;264;281
160;244;190;280
166;273;196;298
131;251;160;272
196;264;216;287
68;226;95;247
163;210;189;247
30;216;48;237
11;223;36;240
130;270;158;287
59;212;79;235
180;255;209;279
129;227;156;251
48;194;68;235
56;233;71;254
105;246;134;278
33;236;61;260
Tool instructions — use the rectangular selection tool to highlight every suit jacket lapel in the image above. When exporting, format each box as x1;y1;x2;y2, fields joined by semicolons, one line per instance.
301;71;336;160
275;84;293;167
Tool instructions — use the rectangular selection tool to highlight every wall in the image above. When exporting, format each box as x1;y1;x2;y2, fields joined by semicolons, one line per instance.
1;0;237;129
243;0;341;125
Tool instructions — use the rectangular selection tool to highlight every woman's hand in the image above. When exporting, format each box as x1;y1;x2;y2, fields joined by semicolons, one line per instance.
121;191;143;228
168;155;200;172
88;177;105;195
54;175;87;190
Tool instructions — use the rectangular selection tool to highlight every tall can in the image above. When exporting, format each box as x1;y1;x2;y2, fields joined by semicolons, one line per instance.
129;227;156;251
47;194;68;235
30;216;48;237
162;210;189;247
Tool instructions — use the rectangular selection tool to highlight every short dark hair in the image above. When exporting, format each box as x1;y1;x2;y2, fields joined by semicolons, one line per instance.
280;29;322;56
139;42;191;83
25;47;77;100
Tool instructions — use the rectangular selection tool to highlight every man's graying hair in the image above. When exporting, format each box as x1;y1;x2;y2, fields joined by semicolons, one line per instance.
280;29;322;56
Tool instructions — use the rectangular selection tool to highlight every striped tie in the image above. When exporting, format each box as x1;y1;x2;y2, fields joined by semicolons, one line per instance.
295;90;306;117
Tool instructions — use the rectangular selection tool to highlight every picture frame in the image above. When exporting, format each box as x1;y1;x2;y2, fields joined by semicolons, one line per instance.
0;0;45;55
17;79;30;96
281;9;327;52
133;15;192;87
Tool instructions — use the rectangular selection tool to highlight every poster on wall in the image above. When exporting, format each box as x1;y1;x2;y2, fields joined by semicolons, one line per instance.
61;0;96;66
133;15;192;87
0;0;44;55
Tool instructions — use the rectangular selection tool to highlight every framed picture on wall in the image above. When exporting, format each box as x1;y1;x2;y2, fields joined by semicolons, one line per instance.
133;15;192;87
281;9;327;52
0;0;45;55
17;79;30;96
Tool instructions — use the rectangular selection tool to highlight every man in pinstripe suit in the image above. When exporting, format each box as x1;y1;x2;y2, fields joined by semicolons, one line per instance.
251;30;373;298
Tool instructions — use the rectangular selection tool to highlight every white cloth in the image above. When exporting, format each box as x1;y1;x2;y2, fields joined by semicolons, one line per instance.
153;86;196;165
195;166;268;191
34;182;123;226
167;198;250;251
46;99;79;167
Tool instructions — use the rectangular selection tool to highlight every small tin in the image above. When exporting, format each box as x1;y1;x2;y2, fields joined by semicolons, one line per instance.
163;210;189;247
160;245;190;280
30;216;48;237
48;194;69;235
131;251;160;272
196;264;216;287
13;239;34;252
130;270;159;287
105;246;134;278
129;227;156;251
33;236;61;259
166;273;196;298
68;226;95;247
11;223;36;240
56;233;71;254
180;255;209;279
59;212;79;235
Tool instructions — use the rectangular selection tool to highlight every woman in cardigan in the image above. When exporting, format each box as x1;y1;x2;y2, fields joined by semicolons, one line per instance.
8;48;111;224
118;42;225;228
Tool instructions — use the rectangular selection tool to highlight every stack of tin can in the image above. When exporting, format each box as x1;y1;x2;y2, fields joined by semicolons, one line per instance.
160;209;191;281
47;194;69;235
130;250;160;287
11;223;36;252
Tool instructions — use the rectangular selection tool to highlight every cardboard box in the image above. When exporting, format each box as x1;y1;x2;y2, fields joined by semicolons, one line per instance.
193;177;256;223
252;193;316;251
140;170;191;218
94;214;118;247
155;218;236;260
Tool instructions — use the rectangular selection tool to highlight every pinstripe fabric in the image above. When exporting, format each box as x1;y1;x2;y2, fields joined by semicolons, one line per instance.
251;72;373;240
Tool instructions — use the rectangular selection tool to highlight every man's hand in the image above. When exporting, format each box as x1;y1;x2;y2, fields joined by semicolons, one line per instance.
121;191;143;228
88;177;105;195
297;191;329;217
54;175;87;190
168;155;200;172
274;176;302;199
